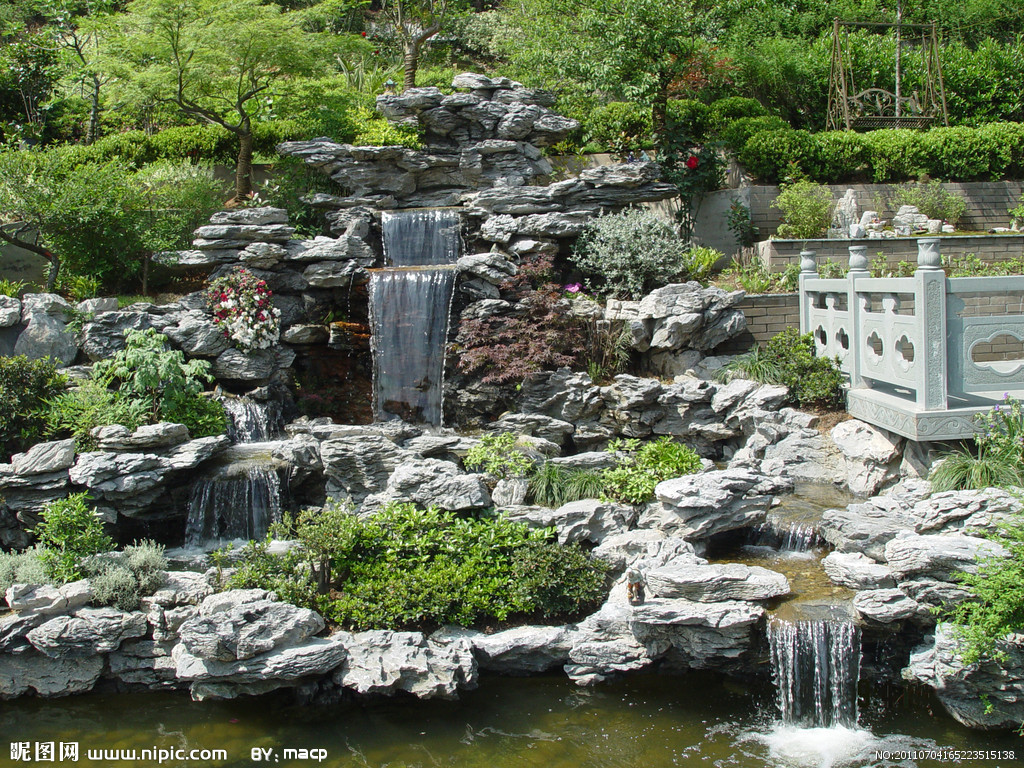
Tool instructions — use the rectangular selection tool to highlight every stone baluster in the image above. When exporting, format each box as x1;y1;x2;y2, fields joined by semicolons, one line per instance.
847;245;869;390
798;249;817;336
915;237;948;409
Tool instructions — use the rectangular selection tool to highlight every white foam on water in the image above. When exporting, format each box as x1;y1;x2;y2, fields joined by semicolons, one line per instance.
744;724;880;768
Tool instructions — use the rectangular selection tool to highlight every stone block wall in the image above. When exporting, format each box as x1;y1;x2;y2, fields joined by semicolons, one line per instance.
713;293;799;355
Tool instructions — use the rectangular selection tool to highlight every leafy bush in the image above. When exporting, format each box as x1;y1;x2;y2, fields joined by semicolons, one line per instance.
600;437;702;504
666;99;711;141
719;115;789;152
0;355;66;460
33;493;114;584
708;96;767;129
722;328;845;409
889;181;968;226
46;379;150;450
739;128;814;183
350;106;422;148
0;548;51;593
584;101;652;157
772;180;834;239
809;131;869;182
861;130;927;183
685;245;724;283
918;126;1001;182
572;208;690;299
943;510;1024;665
85;540;167;610
727;199;761;248
464;432;534;480
225;501;608;630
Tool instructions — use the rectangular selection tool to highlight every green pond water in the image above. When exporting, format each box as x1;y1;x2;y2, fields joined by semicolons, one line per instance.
1;673;1020;768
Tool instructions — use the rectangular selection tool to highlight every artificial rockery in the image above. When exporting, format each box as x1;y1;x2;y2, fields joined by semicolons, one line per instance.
0;74;1021;729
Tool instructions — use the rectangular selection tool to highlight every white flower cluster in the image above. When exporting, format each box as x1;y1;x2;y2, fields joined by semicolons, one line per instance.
218;304;281;351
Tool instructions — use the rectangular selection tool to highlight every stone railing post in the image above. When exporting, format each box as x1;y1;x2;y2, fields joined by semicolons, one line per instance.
847;245;869;390
798;249;816;335
915;238;947;410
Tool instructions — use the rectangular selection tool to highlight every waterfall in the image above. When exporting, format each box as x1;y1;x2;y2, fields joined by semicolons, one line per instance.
768;618;862;728
223;397;281;443
748;517;823;553
183;466;282;548
370;209;460;425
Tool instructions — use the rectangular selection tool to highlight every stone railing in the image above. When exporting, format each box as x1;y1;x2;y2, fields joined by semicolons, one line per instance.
799;239;1024;440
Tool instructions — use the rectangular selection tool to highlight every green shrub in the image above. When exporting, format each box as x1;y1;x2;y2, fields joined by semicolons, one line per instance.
528;463;606;508
977;122;1024;179
226;501;608;630
464;432;534;480
727;199;761;248
124;539;168;594
0;279;27;298
943;510;1024;665
666;99;711;141
89;566;142;611
34;493;114;584
719;115;789;152
0;355;66;460
572;208;690;299
772;180;834;239
0;547;51;592
46;379;150;450
889;181;968;226
685;245;724;283
862;130;926;183
709;96;766;129
929;445;1022;493
809;131;869;182
918;126;1000;182
86;540;167;610
585;101;652;156
350;106;422;148
600;437;702;504
738;128;814;183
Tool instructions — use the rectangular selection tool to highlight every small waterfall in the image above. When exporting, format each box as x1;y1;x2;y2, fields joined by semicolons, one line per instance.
184;466;282;548
223;397;281;443
768;618;862;728
749;517;824;553
370;209;460;425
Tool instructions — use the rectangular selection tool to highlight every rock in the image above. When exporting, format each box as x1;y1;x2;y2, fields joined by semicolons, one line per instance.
178;597;324;662
592;529;685;572
333;630;477;699
108;639;181;689
209;207;289;226
853;588;923;624
92;423;190;451
491;477;529;506
0;653;104;698
0;296;22;327
239;241;288;268
903;624;1024;729
211;348;279;382
456;252;517;284
822;551;896;590
163;311;229;358
302;260;368;288
364;458;490;513
13;307;77;366
645;562;790;602
26;607;148;657
20;293;72;321
10;439;76;476
884;533;1005;582
437;625;573;674
321;433;419;504
564;601;662;685
198;588;275;614
502;499;636;545
831;420;903;495
819;496;918;561
174;636;346;694
282;325;329;345
5;581;92;615
492;413;575;445
648;469;792;539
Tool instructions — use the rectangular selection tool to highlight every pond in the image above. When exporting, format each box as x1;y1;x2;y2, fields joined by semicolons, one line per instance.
2;673;1019;767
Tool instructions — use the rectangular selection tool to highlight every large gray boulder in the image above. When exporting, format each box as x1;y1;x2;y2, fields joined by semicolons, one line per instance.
5;581;92;615
333;630;478;699
178;593;324;662
10;438;76;476
853;588;925;624
26;607;148;658
14;297;77;366
645;562;790;602
501;499;636;545
884;533;1005;582
320;433;418;504
831;420;903;495
437;625;573;674
904;624;1024;729
647;469;792;540
0;653;104;698
822;551;895;590
363;458;490;513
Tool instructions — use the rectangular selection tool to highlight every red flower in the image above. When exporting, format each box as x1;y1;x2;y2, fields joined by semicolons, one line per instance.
686;155;699;170
361;31;367;37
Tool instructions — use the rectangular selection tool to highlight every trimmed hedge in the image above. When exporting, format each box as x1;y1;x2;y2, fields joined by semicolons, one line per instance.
739;122;1024;183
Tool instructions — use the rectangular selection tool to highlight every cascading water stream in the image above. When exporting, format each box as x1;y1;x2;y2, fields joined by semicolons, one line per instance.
184;465;282;548
222;397;281;443
767;617;862;729
748;517;824;554
370;209;461;425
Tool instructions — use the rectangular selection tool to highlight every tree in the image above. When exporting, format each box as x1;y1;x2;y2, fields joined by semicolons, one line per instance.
376;0;456;89
106;0;323;199
499;0;716;140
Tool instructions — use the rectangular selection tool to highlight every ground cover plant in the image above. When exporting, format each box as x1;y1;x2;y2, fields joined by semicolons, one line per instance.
222;500;609;631
930;395;1024;492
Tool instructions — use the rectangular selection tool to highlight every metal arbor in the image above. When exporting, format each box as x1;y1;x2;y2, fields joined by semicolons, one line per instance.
827;18;949;131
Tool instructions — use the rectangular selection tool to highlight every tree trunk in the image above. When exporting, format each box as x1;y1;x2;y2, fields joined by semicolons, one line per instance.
86;75;101;145
235;124;254;201
403;40;421;90
0;226;59;290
